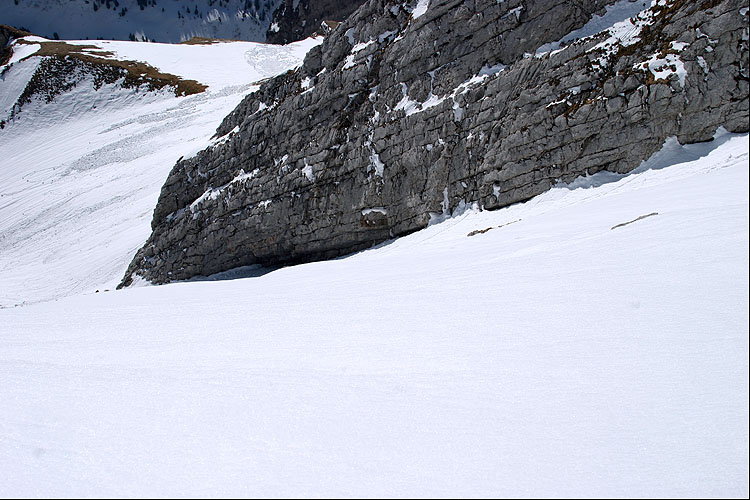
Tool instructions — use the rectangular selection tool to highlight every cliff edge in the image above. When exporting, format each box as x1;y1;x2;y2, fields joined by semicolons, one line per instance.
121;0;749;286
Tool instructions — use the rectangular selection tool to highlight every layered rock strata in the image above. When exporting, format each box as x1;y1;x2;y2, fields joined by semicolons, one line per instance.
122;0;750;286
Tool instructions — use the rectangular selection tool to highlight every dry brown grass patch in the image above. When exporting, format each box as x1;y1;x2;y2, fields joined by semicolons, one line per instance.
15;39;207;96
179;36;243;45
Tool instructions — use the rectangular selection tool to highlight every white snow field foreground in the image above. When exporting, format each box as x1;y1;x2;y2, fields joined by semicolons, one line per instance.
0;129;748;497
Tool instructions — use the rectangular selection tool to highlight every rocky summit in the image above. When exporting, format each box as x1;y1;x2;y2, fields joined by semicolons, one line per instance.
121;0;749;286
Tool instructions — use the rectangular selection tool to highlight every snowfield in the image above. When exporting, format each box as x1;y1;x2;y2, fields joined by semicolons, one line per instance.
0;36;321;307
60;37;321;91
0;125;748;496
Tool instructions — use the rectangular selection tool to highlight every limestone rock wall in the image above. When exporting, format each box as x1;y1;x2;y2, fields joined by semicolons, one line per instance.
121;0;749;286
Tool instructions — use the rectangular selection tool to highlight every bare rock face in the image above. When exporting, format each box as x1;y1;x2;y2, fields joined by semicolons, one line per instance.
121;0;750;287
1;25;32;66
265;0;367;44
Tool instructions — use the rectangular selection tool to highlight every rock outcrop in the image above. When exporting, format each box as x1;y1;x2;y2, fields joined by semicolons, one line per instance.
265;0;367;44
2;39;206;124
121;0;750;286
1;25;32;66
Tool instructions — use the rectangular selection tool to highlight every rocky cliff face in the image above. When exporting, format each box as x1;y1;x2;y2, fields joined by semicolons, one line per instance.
121;0;750;286
265;0;367;44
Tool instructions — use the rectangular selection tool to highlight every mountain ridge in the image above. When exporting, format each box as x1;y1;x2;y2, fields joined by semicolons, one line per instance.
0;0;281;43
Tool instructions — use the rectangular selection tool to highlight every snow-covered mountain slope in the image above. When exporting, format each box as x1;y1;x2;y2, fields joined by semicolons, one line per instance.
1;0;282;43
0;130;748;497
0;35;321;306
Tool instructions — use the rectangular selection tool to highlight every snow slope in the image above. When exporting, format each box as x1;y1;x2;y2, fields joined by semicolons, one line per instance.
1;0;282;43
535;0;652;56
63;37;318;91
0;131;747;497
0;36;321;307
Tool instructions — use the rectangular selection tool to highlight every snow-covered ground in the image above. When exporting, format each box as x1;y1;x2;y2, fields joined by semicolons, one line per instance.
0;128;747;496
0;11;748;495
61;37;319;91
0;35;320;307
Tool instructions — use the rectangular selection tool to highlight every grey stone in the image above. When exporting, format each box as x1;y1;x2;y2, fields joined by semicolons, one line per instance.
121;0;750;286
